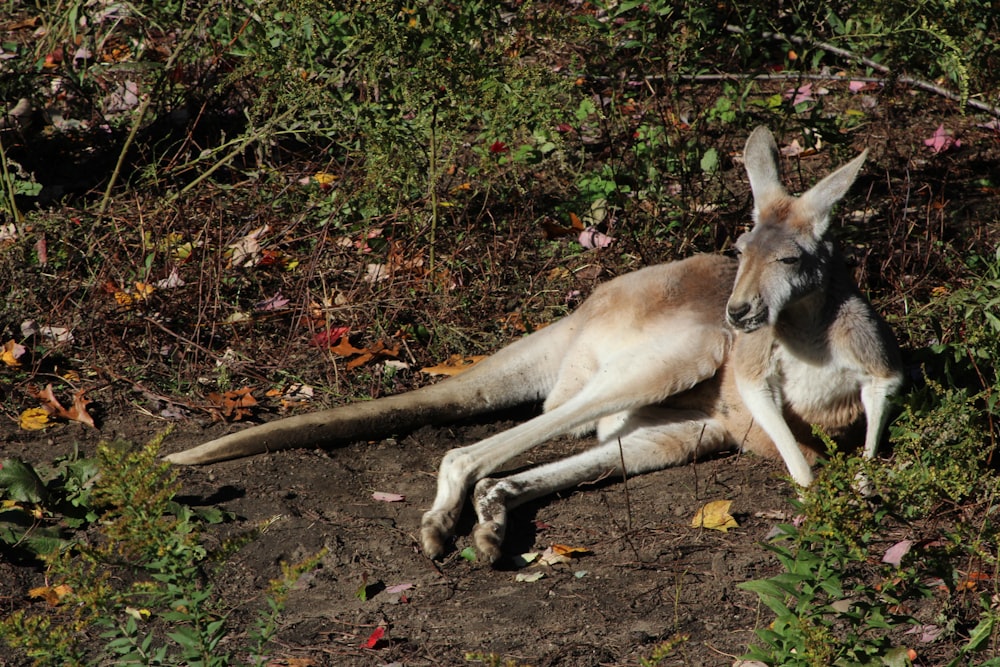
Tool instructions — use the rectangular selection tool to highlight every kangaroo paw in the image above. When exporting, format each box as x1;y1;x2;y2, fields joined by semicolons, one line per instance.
420;509;457;560
473;477;514;564
473;521;505;565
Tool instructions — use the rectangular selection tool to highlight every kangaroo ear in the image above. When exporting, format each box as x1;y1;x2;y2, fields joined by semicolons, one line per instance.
743;126;786;212
798;149;868;237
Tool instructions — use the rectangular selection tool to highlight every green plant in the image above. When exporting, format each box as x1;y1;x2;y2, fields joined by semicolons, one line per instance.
0;434;321;666
742;375;1000;664
0;450;100;559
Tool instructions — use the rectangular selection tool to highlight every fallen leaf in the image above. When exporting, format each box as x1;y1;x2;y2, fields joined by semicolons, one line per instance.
578;228;614;250
29;584;72;606
421;354;488;377
459;546;477;562
228;225;270;268
19;407;51;431
66;390;96;428
384;583;413;594
539;544;591;566
515;571;546;582
924;124;961;153
27;384;96;428
2;340;26;367
345;339;400;370
156;267;186;289
372;492;405;503
310;326;351;348
691;500;739;532
361;626;385;649
256;292;290;312
207;387;258;421
906;624;944;643
0;223;17;249
881;539;914;567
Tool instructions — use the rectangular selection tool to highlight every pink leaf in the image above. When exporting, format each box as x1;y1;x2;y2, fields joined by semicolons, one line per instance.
882;539;914;567
849;80;867;93
906;623;944;643
578;228;614;250
385;583;413;594
372;491;405;503
924;124;961;153
256;292;290;312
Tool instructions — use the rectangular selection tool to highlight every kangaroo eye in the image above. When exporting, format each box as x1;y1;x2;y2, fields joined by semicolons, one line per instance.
779;256;801;265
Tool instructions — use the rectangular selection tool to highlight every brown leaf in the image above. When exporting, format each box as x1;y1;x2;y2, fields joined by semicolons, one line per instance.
207;387;258;421
66;390;96;428
27;384;96;428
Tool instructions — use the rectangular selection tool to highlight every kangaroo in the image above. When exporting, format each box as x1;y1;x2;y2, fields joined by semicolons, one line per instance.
166;126;903;563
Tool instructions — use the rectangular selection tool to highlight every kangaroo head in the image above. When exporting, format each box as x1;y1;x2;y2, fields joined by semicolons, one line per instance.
726;127;868;332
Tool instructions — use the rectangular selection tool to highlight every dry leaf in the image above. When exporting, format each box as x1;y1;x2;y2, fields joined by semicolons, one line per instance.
2;339;26;367
691;500;739;532
344;339;400;370
372;491;405;502
515;571;546;582
538;544;591;566
207;387;258;421
421;354;488;377
27;384;96;428
19;407;51;431
29;584;72;606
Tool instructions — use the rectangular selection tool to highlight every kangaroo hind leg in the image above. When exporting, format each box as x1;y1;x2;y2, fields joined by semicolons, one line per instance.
471;409;730;563
421;326;730;560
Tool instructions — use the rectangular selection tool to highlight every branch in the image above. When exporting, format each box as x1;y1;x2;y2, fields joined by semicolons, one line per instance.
725;24;1000;118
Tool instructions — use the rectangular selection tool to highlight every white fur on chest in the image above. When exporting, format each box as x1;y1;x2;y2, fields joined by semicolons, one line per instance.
772;345;864;417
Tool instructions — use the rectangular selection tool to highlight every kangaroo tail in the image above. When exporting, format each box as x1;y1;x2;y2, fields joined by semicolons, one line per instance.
164;320;569;465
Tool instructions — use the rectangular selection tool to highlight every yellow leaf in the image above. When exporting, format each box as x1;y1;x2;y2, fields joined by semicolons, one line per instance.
1;339;25;367
134;282;155;300
691;500;739;532
313;172;337;185
114;291;134;307
19;407;51;431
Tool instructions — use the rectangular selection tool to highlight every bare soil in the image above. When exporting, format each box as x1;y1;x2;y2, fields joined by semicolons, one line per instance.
3;405;803;666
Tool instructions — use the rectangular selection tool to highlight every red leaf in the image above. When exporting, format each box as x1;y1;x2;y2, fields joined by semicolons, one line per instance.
362;626;385;649
309;326;350;347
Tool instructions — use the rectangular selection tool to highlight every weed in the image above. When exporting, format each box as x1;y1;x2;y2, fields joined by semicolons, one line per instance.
0;432;322;666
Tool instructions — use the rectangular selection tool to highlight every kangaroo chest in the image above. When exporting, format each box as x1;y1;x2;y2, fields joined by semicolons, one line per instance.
772;343;866;431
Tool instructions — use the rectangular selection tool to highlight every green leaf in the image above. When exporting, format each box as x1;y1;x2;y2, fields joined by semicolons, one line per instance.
700;148;719;174
459;546;477;562
0;459;48;503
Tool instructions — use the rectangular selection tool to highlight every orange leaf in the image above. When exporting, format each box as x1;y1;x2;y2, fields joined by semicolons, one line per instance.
421;354;488;377
208;387;258;420
29;584;72;606
345;340;399;370
568;212;585;230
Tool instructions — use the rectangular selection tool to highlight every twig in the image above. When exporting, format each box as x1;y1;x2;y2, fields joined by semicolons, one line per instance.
725;24;1000;118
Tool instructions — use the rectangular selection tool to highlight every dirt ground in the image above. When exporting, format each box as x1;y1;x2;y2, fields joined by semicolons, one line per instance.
1;397;812;666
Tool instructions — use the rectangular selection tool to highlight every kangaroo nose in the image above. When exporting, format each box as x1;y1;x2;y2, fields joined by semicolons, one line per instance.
727;302;751;324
